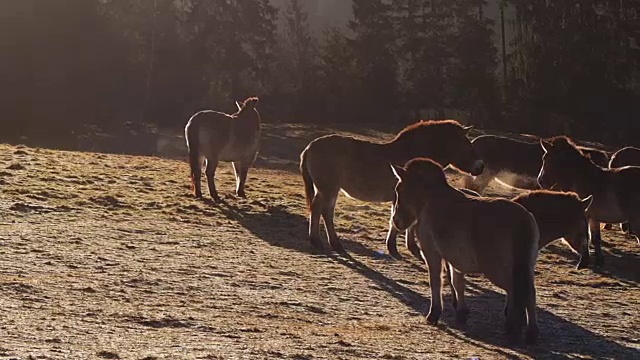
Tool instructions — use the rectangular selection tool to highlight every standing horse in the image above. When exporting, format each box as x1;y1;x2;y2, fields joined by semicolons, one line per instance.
185;97;261;201
300;120;484;254
605;146;640;234
464;135;610;194
395;188;593;269
391;158;539;344
538;136;640;266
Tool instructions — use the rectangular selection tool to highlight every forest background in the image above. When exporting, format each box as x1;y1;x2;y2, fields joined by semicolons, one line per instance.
1;0;638;146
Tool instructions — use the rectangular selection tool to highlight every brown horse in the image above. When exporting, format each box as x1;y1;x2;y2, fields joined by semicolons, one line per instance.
605;146;640;233
300;120;484;254
185;97;261;201
538;136;640;266
464;135;610;194
419;188;593;269
391;158;539;344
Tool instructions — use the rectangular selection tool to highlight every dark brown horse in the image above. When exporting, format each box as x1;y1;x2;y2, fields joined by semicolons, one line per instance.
300;120;484;254
606;146;640;233
185;97;261;202
391;158;539;344
538;136;640;266
464;135;610;194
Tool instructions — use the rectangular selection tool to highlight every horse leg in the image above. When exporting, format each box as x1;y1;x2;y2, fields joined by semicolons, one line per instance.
205;158;221;202
385;205;401;259
589;218;604;266
627;216;640;245
192;156;204;199
449;264;469;325
406;226;422;259
308;192;324;250
423;251;444;324
232;160;250;198
321;191;344;253
524;281;539;345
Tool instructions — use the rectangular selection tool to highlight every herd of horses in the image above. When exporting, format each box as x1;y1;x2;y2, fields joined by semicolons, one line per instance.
185;97;640;346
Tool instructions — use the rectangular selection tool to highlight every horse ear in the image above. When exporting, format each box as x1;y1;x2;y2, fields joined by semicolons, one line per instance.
235;101;242;111
581;195;593;211
390;163;405;181
540;139;553;153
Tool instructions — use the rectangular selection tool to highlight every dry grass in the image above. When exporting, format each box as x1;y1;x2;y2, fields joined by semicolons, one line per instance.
0;124;638;359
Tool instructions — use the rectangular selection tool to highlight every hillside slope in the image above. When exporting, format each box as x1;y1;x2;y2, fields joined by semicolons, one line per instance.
0;124;638;359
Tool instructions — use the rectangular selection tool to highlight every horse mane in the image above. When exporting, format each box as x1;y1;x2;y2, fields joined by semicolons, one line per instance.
404;157;448;185
393;119;464;141
512;189;581;203
547;136;584;155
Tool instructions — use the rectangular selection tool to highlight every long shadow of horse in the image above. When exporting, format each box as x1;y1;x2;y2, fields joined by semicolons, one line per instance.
216;200;379;258
215;202;637;358
545;242;640;285
330;254;638;359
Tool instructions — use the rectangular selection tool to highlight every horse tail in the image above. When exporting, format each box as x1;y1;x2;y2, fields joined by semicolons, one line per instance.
185;116;200;194
510;210;539;331
300;147;315;213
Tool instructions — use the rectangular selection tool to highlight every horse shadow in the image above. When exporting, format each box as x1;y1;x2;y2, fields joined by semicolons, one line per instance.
545;241;639;285
330;254;638;359
215;200;380;258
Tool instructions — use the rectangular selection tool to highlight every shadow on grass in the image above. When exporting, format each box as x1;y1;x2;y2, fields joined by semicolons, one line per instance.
545;238;640;285
208;195;637;359
216;200;379;258
330;253;637;359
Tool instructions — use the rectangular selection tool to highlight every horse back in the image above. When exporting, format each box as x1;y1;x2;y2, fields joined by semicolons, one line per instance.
303;134;395;201
610;167;640;218
472;135;543;177
610;146;640;168
426;197;537;289
188;110;259;161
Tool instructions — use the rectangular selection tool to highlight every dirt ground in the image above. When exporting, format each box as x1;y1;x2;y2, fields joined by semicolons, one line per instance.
0;124;638;360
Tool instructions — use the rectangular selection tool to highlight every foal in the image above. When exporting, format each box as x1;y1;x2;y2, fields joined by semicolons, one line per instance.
538;136;640;266
392;158;539;344
185;97;261;201
300;120;484;254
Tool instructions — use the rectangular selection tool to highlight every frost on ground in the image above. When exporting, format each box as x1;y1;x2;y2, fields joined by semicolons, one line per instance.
0;124;638;359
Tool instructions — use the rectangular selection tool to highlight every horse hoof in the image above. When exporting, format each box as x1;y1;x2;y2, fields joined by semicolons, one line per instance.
310;237;324;250
525;327;539;345
388;248;402;260
426;311;441;325
236;191;247;199
455;309;469;325
594;255;605;267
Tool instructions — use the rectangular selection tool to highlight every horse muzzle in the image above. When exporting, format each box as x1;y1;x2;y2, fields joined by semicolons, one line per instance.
470;160;485;176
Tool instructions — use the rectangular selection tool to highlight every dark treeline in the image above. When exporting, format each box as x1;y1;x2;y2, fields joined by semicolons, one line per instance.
0;0;638;145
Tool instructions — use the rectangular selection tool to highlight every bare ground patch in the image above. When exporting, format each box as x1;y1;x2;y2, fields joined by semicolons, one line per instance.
0;126;638;359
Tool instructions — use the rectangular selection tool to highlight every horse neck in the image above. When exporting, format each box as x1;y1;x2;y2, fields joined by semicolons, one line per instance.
572;155;605;196
385;136;436;164
419;183;459;216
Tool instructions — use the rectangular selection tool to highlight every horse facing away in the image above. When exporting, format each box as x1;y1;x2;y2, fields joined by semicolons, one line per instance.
185;97;261;202
391;158;539;344
300;120;484;254
538;136;640;266
464;135;610;194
